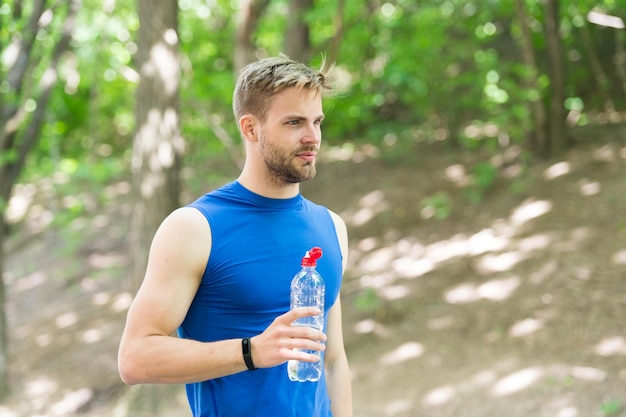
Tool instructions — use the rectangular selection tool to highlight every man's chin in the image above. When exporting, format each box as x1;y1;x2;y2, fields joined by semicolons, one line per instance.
285;173;316;184
285;169;316;184
301;165;317;181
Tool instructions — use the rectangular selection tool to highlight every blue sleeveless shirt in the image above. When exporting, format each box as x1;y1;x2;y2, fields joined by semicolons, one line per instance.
179;181;343;417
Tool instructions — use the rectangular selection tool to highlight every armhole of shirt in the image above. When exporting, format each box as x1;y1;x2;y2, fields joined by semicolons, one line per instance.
187;204;214;279
326;208;348;273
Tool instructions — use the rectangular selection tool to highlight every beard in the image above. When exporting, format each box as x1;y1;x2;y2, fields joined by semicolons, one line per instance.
258;132;317;185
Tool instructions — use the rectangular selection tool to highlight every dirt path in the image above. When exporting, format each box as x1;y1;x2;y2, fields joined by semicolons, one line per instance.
3;132;626;417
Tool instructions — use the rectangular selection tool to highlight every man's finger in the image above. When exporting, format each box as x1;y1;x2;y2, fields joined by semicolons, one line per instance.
278;307;322;324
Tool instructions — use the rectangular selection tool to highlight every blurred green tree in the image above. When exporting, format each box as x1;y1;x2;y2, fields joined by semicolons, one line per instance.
0;0;81;399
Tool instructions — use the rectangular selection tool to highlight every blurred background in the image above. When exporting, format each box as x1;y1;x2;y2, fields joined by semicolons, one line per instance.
1;0;626;416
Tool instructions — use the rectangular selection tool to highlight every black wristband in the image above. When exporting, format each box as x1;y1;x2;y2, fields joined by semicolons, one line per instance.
242;337;256;371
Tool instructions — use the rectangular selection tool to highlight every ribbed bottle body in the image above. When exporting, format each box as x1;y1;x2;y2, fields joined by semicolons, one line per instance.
288;267;325;382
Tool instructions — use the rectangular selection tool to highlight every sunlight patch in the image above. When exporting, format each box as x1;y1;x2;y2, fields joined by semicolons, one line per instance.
445;276;521;304
517;234;552;252
611;249;626;265
422;385;455;406
558;407;579;417
578;178;601;196
360;272;394;289
92;291;112;306
360;247;395;274
491;367;544;396
50;388;93;415
325;144;356;161
88;252;125;269
354;319;376;334
510;199;552;226
570;366;606;381
469;369;498;387
476;252;526;273
478;277;521;300
509;318;545;337
350;207;377;227
543;162;571;179
379;342;424;365
426;235;469;263
26;376;58;399
587;11;625;29
594;336;626;356
347;190;389;227
14;271;47;292
445;283;478;303
380;285;410;300
593;144;616;161
55;312;79;329
0;406;18;417
6;183;37;223
392;256;434;278
384;399;412;415
111;292;133;312
469;229;509;255
36;333;53;348
357;237;379;252
82;328;103;344
444;164;470;187
105;180;131;198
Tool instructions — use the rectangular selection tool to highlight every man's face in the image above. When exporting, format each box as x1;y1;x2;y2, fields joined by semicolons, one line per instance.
257;87;324;185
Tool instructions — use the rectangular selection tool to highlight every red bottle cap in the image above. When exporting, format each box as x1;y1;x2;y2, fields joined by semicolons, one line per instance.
301;247;323;266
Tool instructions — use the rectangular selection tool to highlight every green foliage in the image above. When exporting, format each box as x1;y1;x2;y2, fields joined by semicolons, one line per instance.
0;149;17;168
5;0;626;223
354;288;381;313
465;162;499;204
421;192;452;220
473;162;499;189
600;400;622;416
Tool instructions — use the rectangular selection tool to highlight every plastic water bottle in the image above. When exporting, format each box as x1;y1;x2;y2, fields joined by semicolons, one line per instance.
288;247;325;382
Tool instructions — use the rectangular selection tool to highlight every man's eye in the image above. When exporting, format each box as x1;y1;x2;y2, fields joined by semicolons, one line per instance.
287;120;300;125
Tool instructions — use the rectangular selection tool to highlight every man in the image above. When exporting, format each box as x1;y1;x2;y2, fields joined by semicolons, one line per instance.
118;55;353;417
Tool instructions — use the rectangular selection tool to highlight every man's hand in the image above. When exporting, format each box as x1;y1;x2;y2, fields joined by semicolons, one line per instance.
250;307;326;369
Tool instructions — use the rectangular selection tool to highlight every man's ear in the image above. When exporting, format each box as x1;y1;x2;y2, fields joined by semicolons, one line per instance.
239;114;259;142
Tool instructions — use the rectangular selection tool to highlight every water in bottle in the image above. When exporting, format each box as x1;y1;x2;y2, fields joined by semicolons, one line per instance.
288;247;325;382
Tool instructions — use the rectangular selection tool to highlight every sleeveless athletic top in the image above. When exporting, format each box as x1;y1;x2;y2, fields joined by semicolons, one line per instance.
179;181;343;417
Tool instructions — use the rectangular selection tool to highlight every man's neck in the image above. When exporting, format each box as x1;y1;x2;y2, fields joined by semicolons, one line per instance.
237;171;301;199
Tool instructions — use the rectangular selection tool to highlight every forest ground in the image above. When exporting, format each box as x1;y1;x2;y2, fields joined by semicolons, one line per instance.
2;122;626;417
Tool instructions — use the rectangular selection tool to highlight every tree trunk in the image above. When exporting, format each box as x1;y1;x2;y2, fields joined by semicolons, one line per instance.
284;0;313;63
325;0;345;70
234;0;271;74
615;27;626;97
579;18;614;113
0;217;7;399
130;0;183;291
544;0;567;157
0;7;4;398
514;0;548;156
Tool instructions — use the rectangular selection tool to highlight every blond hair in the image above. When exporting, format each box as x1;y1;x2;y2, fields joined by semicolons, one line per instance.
233;54;334;125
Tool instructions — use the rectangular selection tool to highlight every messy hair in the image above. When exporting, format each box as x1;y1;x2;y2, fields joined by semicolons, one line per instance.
232;54;335;125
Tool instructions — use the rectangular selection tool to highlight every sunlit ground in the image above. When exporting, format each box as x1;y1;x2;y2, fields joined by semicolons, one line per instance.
2;129;626;416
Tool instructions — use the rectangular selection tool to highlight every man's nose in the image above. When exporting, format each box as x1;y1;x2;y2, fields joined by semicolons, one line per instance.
302;123;321;144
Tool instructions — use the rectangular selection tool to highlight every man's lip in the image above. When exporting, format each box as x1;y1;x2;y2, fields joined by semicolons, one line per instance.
296;152;317;162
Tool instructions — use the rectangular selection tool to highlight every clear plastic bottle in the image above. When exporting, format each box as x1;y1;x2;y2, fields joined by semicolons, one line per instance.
288;247;325;382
